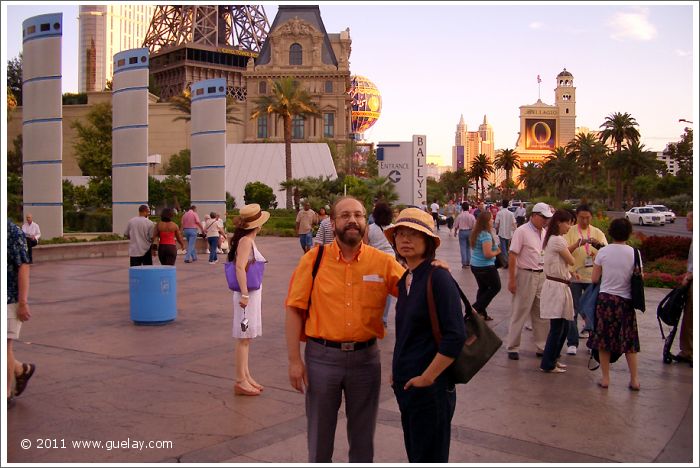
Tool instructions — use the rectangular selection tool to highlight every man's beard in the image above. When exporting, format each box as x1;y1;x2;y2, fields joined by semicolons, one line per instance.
335;223;364;246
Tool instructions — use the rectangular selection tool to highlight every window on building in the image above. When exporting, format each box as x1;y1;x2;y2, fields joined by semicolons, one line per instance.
259;81;266;94
292;115;304;139
323;113;334;138
257;116;268;139
324;80;333;93
289;43;302;65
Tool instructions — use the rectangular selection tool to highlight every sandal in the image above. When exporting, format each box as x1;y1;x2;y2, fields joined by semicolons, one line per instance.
14;363;36;397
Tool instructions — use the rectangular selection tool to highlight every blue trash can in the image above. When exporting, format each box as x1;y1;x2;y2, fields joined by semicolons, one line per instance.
129;266;177;325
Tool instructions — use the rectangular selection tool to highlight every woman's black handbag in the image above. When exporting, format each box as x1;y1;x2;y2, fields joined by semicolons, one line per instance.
631;248;645;312
426;269;502;384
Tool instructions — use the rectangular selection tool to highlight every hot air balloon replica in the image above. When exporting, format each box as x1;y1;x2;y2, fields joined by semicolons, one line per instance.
350;75;382;140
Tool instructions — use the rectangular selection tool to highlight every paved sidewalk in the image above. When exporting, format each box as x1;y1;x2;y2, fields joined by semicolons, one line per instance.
5;230;696;463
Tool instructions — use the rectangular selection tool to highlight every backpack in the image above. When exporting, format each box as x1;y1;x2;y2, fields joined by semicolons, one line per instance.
656;286;689;337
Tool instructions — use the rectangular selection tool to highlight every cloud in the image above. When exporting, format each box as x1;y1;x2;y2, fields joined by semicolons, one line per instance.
529;21;543;30
674;49;691;57
608;8;657;41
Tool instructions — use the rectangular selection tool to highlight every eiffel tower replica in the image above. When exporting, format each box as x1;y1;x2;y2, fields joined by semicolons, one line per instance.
142;5;270;100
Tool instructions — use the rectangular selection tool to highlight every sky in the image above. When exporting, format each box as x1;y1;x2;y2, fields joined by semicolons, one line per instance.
3;1;698;166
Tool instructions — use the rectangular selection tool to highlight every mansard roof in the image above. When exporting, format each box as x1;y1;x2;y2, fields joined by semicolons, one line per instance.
256;5;338;67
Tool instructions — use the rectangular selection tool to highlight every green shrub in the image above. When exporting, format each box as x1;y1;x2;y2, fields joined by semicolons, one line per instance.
64;209;112;232
42;234;125;245
645;256;688;275
244;181;277;210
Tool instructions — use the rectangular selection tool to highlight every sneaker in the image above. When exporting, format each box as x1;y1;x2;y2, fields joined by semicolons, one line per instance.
567;345;577;355
579;330;590;339
217;248;224;254
555;361;567;369
209;260;218;264
508;352;520;360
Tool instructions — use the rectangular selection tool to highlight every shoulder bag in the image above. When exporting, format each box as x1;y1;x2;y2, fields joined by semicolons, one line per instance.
298;245;325;342
631;248;645;312
426;269;503;384
225;259;266;292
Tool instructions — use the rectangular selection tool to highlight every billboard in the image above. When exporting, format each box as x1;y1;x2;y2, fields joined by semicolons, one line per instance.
525;118;556;150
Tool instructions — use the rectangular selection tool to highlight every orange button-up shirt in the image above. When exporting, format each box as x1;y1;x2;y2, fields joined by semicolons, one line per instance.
285;240;405;342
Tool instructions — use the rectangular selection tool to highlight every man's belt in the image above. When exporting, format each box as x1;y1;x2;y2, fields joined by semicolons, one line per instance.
521;268;543;272
546;275;571;285
308;336;377;351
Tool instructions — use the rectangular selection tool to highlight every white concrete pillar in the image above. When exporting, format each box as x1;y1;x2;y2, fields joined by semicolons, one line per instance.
22;13;63;239
112;48;149;234
190;78;226;217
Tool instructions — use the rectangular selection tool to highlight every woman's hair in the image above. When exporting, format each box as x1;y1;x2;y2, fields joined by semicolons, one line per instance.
318;207;327;216
461;202;470;211
227;227;257;262
394;230;437;264
543;209;575;248
608;217;633;242
470;211;492;247
160;208;173;222
372;202;393;227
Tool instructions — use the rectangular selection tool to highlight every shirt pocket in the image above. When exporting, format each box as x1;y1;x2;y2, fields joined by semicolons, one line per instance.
360;281;387;310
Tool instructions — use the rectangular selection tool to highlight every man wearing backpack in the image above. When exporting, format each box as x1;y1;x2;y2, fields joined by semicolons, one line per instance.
674;210;693;366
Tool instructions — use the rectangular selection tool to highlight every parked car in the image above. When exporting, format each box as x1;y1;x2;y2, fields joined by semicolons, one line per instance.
646;204;676;223
625;207;665;226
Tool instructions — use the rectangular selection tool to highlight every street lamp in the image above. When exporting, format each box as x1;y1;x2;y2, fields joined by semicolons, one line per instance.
678;118;693;124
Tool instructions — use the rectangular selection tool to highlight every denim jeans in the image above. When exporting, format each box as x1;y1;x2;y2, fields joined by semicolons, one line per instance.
567;282;592;346
499;236;511;264
299;232;313;251
207;236;219;262
183;228;198;261
458;230;471;266
541;318;570;371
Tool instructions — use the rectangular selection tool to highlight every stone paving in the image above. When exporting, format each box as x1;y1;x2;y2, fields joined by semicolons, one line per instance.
5;230;696;463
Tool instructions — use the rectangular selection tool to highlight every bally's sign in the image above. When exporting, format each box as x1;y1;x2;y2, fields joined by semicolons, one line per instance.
413;135;426;206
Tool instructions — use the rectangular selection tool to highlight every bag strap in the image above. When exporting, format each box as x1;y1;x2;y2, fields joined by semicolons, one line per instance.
633;248;641;273
426;267;474;345
306;245;325;312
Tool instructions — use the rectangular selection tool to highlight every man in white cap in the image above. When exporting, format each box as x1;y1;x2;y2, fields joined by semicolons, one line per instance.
505;202;553;360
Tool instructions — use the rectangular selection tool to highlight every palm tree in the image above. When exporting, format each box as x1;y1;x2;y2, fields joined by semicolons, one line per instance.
469;153;494;200
543;146;577;199
619;141;663;205
599;112;640;210
517;162;540;199
566;132;607;185
169;93;243;124
251;78;321;208
494;148;520;196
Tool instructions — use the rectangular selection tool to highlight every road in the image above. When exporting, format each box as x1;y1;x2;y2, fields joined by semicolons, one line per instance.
606;212;690;238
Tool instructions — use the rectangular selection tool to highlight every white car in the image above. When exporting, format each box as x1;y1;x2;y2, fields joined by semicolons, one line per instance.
626;207;665;226
646;205;676;223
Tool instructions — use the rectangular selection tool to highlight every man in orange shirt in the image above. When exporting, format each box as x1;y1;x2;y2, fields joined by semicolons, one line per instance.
285;196;405;462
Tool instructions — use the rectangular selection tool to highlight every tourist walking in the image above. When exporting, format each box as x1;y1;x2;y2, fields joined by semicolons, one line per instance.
285;196;406;462
123;205;154;266
445;199;457;230
296;201;318;253
495;200;517;266
539;209;576;373
562;204;607;355
385;208;467;462
505;202;553;360
470;211;501;321
181;205;206;263
229;204;270;396
587;218;642;390
204;212;226;264
152;208;185;266
430;199;441;230
514;202;527;227
7;220;35;409
453;202;475;268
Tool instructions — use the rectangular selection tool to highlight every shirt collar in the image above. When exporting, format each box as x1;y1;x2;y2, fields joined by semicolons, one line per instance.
332;239;364;262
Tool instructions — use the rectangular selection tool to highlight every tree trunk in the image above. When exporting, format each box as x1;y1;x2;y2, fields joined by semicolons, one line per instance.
284;116;293;209
614;144;623;210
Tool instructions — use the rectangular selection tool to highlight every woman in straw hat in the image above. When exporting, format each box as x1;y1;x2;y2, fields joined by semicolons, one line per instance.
227;204;270;396
384;208;467;462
